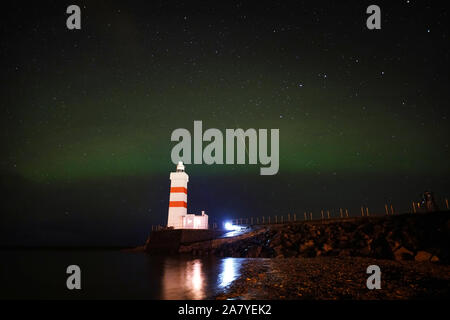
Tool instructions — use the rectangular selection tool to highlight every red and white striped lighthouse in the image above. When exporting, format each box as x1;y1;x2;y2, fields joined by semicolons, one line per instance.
166;161;208;229
167;161;189;228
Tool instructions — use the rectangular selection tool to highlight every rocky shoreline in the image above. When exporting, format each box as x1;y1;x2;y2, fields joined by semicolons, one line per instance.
210;212;450;299
215;256;450;300
211;212;450;264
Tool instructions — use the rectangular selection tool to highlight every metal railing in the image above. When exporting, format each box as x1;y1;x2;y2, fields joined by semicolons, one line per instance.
149;197;449;231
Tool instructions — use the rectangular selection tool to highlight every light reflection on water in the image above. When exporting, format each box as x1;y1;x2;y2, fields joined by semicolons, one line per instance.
162;258;204;299
0;250;249;299
190;260;203;298
161;256;242;299
218;258;239;288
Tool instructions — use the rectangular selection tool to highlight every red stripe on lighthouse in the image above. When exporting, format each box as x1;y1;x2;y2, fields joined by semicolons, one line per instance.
169;201;187;208
170;187;187;194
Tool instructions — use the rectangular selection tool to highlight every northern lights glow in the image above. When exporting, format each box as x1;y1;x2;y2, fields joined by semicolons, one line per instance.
0;1;448;246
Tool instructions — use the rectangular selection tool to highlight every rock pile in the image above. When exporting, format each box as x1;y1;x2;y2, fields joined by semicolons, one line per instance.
212;212;450;263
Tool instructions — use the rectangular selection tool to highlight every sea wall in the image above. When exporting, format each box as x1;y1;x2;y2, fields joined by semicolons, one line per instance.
144;229;225;254
205;212;450;263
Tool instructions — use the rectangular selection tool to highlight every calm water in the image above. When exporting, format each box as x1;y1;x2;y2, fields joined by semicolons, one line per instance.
0;250;248;299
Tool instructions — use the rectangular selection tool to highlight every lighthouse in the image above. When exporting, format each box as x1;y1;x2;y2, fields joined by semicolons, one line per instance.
167;161;208;229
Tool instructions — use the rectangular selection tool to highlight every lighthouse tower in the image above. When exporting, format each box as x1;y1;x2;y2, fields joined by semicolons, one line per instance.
167;161;189;229
166;161;208;229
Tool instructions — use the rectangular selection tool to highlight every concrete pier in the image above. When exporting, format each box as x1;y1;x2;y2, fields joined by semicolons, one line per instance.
144;229;225;254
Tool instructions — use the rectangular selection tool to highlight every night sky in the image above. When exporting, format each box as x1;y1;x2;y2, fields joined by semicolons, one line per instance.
1;1;448;246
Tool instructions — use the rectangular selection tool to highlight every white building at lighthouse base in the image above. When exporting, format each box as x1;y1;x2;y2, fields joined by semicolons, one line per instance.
181;210;208;230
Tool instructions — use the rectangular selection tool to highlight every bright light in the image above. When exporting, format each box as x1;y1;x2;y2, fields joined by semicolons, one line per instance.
224;222;233;230
224;221;241;231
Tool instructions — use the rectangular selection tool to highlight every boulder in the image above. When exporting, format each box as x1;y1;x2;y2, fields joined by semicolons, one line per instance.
299;240;314;252
284;249;298;258
415;251;433;262
369;237;393;259
394;247;414;261
247;245;262;258
284;240;293;248
323;243;333;253
431;255;440;263
273;245;284;256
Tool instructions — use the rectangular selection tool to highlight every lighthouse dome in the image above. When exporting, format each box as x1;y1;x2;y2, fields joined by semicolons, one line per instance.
176;161;185;172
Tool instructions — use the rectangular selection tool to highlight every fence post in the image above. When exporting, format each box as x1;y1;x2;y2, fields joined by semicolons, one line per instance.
294;213;296;221
310;212;313;220
361;206;364;217
281;215;284;223
327;210;330;219
390;204;394;215
412;202;416;213
262;216;265;224
366;207;370;216
288;213;291;222
340;208;343;218
385;204;389;215
321;210;324;220
445;198;449;209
